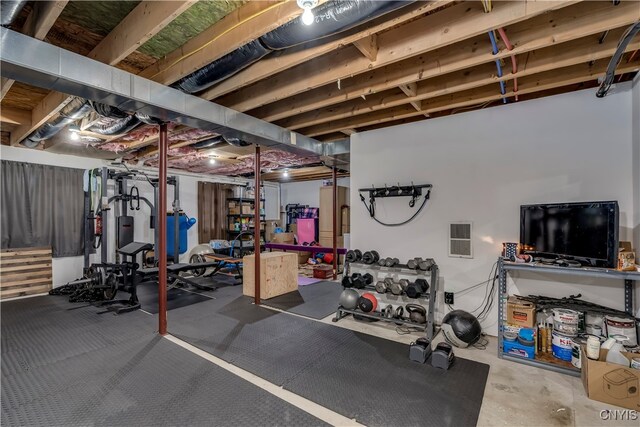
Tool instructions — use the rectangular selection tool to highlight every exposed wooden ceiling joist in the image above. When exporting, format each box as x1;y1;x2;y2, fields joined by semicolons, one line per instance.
216;0;578;112
0;107;30;126
0;1;69;101
252;0;639;124
277;28;640;131
298;55;640;137
200;0;454;101
9;0;196;146
137;0;317;85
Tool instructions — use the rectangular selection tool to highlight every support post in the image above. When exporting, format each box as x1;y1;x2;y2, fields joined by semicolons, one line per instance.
100;167;108;264
332;167;338;280
173;176;180;264
254;145;261;305
158;123;168;335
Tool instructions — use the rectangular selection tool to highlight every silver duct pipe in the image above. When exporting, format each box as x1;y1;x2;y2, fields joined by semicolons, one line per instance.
0;27;349;166
1;0;27;26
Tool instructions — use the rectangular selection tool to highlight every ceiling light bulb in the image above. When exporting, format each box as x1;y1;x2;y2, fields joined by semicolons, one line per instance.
209;157;216;165
283;170;289;177
301;8;314;25
70;132;80;141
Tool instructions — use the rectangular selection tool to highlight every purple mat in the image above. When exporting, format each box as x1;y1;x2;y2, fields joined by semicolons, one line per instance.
298;276;321;286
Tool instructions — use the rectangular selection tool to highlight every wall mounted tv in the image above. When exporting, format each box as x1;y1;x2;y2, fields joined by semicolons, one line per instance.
520;201;619;268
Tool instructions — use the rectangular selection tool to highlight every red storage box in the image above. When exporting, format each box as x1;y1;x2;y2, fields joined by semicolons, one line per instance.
313;265;333;279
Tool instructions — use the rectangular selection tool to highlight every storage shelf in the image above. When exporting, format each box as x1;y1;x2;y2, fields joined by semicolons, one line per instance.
501;353;580;377
502;261;640;281
227;214;266;218
349;262;435;277
333;307;428;330
228;198;265;202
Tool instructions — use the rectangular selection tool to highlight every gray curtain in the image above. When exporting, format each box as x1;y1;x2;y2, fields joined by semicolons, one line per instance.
1;160;85;257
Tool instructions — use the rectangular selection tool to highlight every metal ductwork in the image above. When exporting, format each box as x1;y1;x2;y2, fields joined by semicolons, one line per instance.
22;99;93;148
0;27;349;166
1;0;27;26
174;0;415;93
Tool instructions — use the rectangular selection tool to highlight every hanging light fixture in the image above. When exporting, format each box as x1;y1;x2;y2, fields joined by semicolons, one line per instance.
297;0;318;26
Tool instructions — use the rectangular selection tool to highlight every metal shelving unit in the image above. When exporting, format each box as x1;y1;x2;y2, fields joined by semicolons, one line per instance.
498;257;639;377
226;195;265;257
333;260;439;340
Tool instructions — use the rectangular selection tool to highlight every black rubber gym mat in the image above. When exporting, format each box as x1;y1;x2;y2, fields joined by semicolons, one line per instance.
262;280;343;319
1;295;327;427
136;282;213;314
168;297;490;426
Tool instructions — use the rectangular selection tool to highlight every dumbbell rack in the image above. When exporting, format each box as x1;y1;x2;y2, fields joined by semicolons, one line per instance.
333;260;439;340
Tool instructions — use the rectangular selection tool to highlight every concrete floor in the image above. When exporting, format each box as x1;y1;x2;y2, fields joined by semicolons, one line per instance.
319;313;638;427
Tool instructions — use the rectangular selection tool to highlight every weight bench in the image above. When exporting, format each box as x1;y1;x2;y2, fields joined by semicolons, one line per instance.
136;261;225;291
202;253;243;285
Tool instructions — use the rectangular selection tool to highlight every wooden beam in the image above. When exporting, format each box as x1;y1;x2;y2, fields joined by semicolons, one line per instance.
353;34;378;62
217;0;578;112
298;57;640;137
87;1;195;65
0;107;31;126
201;0;454;101
10;1;192;147
257;0;639;123
10;91;70;146
0;1;69;101
340;129;357;136
138;0;319;85
278;28;640;130
398;83;417;98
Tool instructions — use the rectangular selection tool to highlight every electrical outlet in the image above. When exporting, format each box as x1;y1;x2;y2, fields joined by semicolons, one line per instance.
444;292;454;305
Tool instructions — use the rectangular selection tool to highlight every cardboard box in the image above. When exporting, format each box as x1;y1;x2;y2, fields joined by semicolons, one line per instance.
618;241;636;271
506;296;536;328
581;347;640;410
298;251;312;264
229;207;240;215
265;221;279;242
272;232;294;244
242;205;254;215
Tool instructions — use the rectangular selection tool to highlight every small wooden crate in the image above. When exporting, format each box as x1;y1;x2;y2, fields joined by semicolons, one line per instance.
313;265;333;279
243;252;298;299
0;247;53;299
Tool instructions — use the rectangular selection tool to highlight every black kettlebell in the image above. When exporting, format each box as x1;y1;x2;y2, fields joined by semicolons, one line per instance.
406;304;427;324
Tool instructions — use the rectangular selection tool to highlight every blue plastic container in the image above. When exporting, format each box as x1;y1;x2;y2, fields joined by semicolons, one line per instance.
503;340;535;359
166;212;196;256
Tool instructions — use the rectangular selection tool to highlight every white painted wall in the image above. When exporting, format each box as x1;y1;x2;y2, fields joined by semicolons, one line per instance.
350;84;637;335
281;177;350;208
0;145;277;287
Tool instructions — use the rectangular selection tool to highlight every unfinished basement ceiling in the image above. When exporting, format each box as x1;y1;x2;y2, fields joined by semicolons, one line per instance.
1;0;639;181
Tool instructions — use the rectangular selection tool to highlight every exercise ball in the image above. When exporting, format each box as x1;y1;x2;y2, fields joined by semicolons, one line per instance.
339;289;359;310
441;310;482;348
357;293;378;313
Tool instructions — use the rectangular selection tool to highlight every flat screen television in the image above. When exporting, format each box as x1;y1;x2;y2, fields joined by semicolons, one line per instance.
519;201;619;268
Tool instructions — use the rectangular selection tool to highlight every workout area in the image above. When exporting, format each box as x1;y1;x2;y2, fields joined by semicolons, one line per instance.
1;1;640;426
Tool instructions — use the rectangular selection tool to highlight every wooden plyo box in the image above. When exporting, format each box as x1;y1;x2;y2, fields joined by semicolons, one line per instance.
243;252;298;299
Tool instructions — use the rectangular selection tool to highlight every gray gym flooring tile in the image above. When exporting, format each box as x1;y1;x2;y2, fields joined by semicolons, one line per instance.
168;295;490;426
1;295;328;427
262;280;344;319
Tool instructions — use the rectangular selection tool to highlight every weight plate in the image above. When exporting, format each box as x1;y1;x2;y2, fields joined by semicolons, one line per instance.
103;273;118;300
189;254;206;277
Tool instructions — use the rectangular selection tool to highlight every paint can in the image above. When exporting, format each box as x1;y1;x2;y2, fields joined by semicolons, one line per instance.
604;316;637;347
553;309;579;336
585;323;603;337
586;312;604;328
630;358;640;370
552;331;573;362
571;336;587;369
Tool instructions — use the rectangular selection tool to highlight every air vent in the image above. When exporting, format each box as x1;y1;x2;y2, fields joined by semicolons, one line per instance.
449;222;472;258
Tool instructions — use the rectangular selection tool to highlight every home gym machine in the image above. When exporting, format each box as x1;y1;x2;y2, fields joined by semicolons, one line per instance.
52;166;218;313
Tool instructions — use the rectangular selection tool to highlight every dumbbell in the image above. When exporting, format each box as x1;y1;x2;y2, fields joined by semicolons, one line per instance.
341;275;353;288
407;257;424;270
388;278;409;295
405;279;429;298
375;280;388;294
345;249;363;263
417;258;435;271
378;257;388;267
362;250;380;265
385;258;399;267
351;273;373;289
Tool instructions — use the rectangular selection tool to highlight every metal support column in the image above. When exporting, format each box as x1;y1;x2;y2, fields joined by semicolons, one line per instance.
254;145;261;305
332;167;338;280
497;257;506;358
100;167;108;263
158;123;168;335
